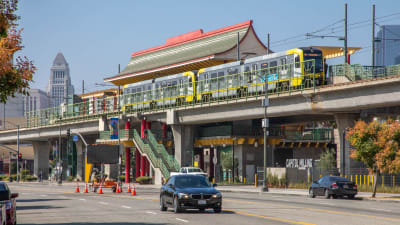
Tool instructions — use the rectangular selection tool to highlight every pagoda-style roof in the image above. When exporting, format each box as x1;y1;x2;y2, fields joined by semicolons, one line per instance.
105;20;269;85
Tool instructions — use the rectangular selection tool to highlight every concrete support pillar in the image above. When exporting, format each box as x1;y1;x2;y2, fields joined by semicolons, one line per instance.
136;150;140;178
125;147;130;183
75;140;85;181
171;125;194;167
32;141;50;179
334;113;359;175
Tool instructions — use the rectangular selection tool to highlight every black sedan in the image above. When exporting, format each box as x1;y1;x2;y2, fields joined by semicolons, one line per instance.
309;176;357;199
160;174;222;213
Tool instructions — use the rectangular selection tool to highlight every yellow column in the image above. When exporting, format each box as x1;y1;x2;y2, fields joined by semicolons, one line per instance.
212;178;215;183
360;175;362;185
345;175;347;179
355;175;358;185
393;176;395;188
364;175;366;185
308;174;311;184
255;174;257;188
244;177;246;184
382;176;384;188
367;175;370;186
320;174;322;178
351;175;353;182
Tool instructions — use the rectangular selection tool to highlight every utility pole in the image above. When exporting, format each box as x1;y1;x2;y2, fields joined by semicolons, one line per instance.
237;32;240;61
344;3;348;64
267;33;270;55
82;80;85;94
117;64;121;185
372;4;376;67
58;122;62;184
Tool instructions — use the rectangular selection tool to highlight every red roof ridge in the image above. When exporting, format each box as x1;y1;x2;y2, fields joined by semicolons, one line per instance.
131;20;252;58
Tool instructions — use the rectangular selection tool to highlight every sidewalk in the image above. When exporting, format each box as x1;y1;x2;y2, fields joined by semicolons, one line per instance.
215;185;400;202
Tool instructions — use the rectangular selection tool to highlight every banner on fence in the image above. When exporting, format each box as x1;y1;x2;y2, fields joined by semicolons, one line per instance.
286;158;313;170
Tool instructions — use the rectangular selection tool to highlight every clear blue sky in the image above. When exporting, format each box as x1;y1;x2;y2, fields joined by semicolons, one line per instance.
15;0;400;94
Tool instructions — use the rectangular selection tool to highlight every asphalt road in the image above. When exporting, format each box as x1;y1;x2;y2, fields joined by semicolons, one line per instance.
8;183;400;225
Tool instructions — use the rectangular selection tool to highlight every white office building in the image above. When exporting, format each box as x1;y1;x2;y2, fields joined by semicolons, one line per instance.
46;52;74;107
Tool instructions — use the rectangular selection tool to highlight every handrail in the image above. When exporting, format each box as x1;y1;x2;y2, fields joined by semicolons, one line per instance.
147;130;180;171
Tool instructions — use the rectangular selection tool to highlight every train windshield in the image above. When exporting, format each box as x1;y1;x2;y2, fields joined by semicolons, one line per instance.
303;51;323;73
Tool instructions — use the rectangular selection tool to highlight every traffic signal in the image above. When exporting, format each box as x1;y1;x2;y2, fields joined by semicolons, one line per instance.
66;128;70;137
18;153;22;161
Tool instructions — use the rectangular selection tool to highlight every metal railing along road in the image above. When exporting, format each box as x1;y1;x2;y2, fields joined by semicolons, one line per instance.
21;63;400;130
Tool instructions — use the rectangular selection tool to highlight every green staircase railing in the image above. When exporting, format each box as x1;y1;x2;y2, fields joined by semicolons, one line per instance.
147;130;180;172
132;129;170;178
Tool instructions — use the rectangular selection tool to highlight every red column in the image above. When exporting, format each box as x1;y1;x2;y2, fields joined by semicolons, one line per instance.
92;96;95;114
136;150;140;179
162;123;167;139
140;155;145;177
209;148;214;178
347;54;351;64
125;147;130;183
199;150;204;170
125;120;131;139
141;120;146;138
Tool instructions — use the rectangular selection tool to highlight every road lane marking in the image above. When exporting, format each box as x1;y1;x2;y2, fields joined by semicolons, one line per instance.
146;211;157;215
39;194;47;197
99;202;108;205
121;206;131;209
176;218;189;223
224;199;400;222
79;199;86;201
223;209;315;225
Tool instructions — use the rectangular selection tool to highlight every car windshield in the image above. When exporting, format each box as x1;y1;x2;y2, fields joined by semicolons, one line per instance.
187;168;202;173
175;176;210;188
0;184;7;191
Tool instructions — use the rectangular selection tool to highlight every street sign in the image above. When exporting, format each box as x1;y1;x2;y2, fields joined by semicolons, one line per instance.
73;135;79;142
262;118;269;128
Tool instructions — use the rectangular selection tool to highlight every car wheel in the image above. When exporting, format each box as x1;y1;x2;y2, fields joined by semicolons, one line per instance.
199;208;205;213
173;197;181;213
214;207;222;213
332;194;338;199
324;189;330;199
309;188;315;198
348;194;355;199
160;196;167;211
112;187;116;193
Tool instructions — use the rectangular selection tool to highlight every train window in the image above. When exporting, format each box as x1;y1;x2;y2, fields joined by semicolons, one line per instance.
211;72;217;80
188;77;193;86
172;81;177;87
295;55;300;68
227;68;238;75
218;71;224;77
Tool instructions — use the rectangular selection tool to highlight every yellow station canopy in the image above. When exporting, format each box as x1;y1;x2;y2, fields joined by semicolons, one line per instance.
310;46;362;59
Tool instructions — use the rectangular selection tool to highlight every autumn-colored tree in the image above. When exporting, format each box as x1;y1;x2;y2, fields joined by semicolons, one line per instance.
347;119;400;197
0;0;35;103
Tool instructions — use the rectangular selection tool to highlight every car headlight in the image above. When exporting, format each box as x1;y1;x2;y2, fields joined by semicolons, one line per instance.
5;201;12;210
178;193;190;199
212;193;222;198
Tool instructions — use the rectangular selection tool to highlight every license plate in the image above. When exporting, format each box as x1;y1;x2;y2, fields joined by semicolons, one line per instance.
343;185;349;189
198;200;206;205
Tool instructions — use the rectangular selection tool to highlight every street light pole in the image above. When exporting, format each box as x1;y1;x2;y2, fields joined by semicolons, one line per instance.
16;125;19;182
58;119;62;184
262;74;269;192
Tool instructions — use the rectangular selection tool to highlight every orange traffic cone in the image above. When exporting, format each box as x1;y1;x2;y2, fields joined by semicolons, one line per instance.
98;183;104;194
116;183;120;193
119;183;123;193
131;184;136;196
84;183;88;193
127;184;131;193
75;183;80;193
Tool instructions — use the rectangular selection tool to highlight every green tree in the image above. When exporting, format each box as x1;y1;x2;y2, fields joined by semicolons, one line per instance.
0;0;35;103
347;119;400;197
319;148;336;173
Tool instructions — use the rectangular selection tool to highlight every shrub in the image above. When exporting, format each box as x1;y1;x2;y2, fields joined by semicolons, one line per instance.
136;176;152;184
66;176;75;182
